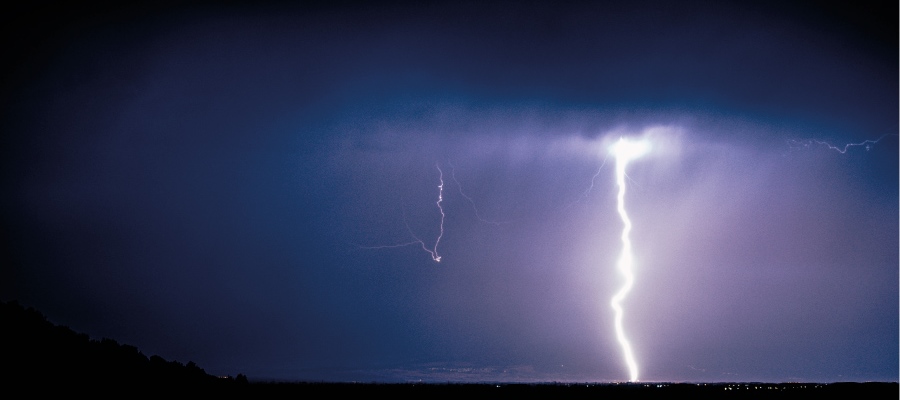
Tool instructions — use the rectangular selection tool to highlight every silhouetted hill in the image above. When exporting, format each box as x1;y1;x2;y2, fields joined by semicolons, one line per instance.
0;300;246;391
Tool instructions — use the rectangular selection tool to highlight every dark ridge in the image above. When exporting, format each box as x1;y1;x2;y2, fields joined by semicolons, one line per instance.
1;300;248;392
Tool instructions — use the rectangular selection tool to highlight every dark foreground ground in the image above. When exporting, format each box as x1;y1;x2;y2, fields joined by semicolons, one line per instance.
3;301;895;397
234;381;897;398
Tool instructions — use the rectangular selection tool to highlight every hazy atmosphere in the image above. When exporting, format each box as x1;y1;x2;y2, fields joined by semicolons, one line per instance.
2;1;896;382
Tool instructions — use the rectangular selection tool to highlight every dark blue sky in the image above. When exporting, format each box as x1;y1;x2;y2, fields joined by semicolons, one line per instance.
2;1;896;382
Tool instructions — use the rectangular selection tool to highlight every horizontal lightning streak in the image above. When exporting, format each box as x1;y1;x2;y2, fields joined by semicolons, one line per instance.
357;240;423;250
788;133;896;153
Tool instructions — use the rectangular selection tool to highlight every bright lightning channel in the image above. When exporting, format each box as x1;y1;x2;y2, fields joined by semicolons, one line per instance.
609;137;649;383
359;163;445;262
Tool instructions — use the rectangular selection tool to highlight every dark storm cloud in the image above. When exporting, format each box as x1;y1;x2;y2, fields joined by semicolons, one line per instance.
1;1;895;382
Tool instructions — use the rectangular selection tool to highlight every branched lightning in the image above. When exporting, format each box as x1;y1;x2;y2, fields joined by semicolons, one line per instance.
583;151;612;198
448;161;508;225
563;151;612;211
609;137;649;383
787;133;896;153
359;163;445;262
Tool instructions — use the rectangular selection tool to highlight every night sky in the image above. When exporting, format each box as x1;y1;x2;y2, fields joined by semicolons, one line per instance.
2;1;896;383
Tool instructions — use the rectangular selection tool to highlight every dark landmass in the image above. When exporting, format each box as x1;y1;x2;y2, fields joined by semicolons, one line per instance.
1;300;247;391
2;300;895;397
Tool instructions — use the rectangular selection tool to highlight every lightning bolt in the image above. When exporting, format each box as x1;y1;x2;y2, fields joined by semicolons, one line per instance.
430;164;445;262
359;163;445;262
787;133;896;153
609;137;649;383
